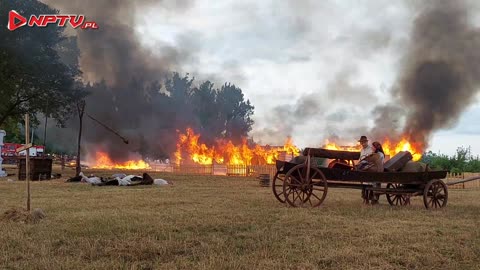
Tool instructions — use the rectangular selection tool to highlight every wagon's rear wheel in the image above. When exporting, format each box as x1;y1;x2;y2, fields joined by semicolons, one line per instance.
386;183;411;206
272;172;286;203
423;179;448;209
283;164;328;207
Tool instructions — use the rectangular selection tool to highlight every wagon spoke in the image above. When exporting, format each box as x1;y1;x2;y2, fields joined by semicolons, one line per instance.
397;196;403;205
311;192;322;202
391;196;396;205
396;196;402;205
296;168;305;183
431;198;436;208
291;190;297;203
312;186;325;192
285;187;295;196
428;196;434;205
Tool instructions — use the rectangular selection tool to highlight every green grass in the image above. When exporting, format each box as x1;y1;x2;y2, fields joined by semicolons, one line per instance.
0;169;479;269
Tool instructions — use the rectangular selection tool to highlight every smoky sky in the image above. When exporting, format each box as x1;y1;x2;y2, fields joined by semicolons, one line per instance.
254;0;480;151
41;0;194;86
39;0;198;161
37;0;480;158
394;0;480;150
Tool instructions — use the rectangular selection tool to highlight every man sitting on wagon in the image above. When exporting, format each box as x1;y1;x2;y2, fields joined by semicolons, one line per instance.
356;135;374;170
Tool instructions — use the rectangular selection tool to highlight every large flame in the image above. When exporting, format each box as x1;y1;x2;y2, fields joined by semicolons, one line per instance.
323;140;361;152
322;138;422;161
90;151;151;170
382;138;422;161
175;128;300;165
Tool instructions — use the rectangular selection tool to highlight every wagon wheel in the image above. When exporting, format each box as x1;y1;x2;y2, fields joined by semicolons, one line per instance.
423;179;448;209
386;183;411;206
272;172;287;203
283;164;328;207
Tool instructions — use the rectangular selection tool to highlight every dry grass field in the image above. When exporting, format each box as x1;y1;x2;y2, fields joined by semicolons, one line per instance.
0;167;479;269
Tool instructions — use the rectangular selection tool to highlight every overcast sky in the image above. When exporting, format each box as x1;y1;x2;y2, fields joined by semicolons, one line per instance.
132;0;480;155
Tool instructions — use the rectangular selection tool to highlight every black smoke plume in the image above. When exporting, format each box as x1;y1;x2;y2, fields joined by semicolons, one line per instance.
40;0;197;161
394;0;480;150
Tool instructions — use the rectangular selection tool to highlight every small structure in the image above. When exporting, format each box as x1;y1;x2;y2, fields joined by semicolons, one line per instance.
258;173;270;187
0;130;6;177
17;157;53;181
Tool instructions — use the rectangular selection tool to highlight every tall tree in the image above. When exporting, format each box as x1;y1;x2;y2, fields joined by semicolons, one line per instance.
190;80;218;140
0;0;84;128
216;83;254;143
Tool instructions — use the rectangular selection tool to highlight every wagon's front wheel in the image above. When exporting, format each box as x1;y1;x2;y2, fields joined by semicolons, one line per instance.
386;183;411;206
272;172;286;203
423;179;448;209
283;164;328;207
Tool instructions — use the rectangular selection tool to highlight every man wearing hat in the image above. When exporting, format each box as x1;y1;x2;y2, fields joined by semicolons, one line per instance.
358;136;374;162
357;135;379;204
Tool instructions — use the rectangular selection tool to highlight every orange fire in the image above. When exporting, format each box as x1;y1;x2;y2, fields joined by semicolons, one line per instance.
90;151;151;170
323;140;361;152
175;128;300;165
322;138;422;161
382;138;422;161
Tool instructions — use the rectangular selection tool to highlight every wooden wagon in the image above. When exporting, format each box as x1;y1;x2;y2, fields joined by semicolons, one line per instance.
272;148;449;209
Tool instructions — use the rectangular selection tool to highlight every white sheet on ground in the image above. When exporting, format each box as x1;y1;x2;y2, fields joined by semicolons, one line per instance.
154;179;169;185
79;172;102;184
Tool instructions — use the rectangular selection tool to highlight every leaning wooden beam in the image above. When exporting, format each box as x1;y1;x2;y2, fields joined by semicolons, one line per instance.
447;176;480;186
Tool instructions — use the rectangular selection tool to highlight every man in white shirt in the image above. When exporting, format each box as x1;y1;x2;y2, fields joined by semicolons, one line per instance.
356;135;375;203
358;136;374;161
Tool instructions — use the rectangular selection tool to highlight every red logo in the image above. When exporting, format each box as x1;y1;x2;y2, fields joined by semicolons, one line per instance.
8;10;26;31
7;10;98;31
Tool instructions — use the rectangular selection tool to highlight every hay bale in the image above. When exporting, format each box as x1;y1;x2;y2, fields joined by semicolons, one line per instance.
400;161;427;172
1;208;46;224
31;208;46;221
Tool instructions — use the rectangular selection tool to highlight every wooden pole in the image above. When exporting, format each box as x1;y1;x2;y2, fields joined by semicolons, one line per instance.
25;114;31;212
43;115;48;154
43;100;48;155
76;101;85;177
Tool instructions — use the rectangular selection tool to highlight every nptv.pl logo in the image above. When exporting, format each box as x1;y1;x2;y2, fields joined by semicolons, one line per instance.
7;10;99;31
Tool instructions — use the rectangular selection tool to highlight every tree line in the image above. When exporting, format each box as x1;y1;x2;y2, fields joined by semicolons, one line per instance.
421;146;480;173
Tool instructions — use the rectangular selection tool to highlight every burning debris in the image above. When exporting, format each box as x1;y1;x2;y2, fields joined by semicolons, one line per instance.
87;151;151;170
174;128;300;165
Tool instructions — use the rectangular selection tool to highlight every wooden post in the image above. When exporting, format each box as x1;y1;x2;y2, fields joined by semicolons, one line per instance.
76;101;85;177
25;114;31;212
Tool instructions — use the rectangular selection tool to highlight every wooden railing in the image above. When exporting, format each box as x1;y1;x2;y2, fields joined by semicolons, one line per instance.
148;163;276;178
